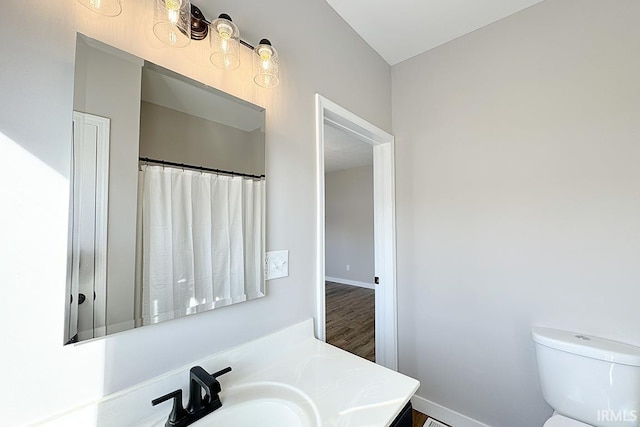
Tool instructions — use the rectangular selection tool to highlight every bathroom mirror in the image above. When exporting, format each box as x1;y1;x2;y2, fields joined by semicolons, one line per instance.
65;35;266;344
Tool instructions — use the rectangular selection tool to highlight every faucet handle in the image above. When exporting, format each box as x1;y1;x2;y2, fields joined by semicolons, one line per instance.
152;389;188;426
206;367;231;404
211;366;232;379
201;366;232;403
186;366;233;415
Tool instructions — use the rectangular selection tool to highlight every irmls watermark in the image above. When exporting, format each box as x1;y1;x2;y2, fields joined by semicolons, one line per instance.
597;410;638;422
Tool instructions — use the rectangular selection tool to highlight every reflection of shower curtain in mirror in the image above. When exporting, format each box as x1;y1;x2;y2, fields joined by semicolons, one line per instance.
137;165;264;325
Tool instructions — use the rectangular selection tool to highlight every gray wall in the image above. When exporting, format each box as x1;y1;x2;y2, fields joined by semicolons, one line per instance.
0;0;391;424
139;101;265;176
392;1;640;426
73;37;141;335
325;165;374;285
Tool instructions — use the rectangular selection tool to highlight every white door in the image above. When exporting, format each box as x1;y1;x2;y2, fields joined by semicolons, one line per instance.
67;112;110;343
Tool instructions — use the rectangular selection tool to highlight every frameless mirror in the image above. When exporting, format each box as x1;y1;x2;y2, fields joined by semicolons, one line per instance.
65;35;266;344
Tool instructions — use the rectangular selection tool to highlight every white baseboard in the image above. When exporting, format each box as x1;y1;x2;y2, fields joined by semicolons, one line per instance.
412;395;493;427
325;276;375;290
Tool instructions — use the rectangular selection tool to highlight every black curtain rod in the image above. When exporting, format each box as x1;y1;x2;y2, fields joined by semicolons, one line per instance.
139;157;265;179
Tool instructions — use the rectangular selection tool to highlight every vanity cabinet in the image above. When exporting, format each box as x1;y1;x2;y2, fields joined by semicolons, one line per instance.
390;402;413;427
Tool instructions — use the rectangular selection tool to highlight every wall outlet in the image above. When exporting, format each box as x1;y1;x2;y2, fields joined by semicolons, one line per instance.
346;264;350;271
265;250;289;280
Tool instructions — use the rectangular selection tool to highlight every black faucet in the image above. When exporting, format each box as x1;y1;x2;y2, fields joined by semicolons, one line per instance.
152;366;232;427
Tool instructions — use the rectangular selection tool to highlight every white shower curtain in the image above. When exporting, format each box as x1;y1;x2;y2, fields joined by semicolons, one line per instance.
138;165;264;325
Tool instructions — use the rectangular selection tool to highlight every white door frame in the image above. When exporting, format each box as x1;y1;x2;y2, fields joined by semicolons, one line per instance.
314;94;398;370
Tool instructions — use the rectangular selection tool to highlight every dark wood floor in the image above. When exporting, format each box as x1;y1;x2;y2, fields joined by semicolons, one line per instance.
413;410;429;426
325;281;375;362
325;282;447;427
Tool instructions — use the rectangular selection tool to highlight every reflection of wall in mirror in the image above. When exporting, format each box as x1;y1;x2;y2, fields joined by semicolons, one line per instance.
73;37;142;335
138;101;265;176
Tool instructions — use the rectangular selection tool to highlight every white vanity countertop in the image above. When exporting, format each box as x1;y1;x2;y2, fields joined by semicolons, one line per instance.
35;319;419;427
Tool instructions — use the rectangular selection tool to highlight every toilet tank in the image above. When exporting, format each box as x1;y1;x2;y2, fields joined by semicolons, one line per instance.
532;327;640;427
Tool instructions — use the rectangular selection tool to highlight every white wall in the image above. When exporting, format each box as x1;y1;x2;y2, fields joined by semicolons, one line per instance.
0;0;390;424
392;1;640;426
139;101;265;175
325;165;374;285
74;37;141;335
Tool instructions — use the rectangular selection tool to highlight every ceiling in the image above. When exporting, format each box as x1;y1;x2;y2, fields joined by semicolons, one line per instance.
324;123;373;173
324;0;545;65
141;65;264;132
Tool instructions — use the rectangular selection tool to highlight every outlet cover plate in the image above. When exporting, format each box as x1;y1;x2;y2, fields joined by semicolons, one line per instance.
265;250;289;280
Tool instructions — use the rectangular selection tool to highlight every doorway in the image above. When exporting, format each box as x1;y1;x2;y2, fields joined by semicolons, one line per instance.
315;94;398;370
324;126;375;361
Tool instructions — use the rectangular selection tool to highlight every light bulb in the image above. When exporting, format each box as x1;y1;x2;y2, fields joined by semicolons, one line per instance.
209;14;240;70
165;0;182;24
168;9;179;24
216;22;233;53
153;0;190;47
259;47;273;70
253;40;279;88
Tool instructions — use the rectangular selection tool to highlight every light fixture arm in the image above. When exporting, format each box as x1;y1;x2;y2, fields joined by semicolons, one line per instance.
190;5;256;50
239;39;256;51
190;5;209;40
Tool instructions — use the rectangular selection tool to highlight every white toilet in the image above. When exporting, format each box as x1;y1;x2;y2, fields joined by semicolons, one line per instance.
532;327;640;427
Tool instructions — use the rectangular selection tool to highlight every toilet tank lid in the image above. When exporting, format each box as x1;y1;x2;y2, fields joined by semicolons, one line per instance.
532;327;640;367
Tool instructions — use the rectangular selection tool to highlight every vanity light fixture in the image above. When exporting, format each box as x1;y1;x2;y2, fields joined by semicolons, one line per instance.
153;0;192;48
253;39;279;88
79;0;281;88
76;0;122;17
210;14;241;70
158;4;280;87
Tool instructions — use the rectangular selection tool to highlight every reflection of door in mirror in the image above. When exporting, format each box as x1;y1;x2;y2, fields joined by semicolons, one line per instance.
70;35;142;344
66;112;110;344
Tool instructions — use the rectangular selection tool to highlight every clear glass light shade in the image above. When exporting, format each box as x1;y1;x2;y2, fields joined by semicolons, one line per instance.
253;41;279;88
153;0;191;48
77;0;122;16
209;16;240;70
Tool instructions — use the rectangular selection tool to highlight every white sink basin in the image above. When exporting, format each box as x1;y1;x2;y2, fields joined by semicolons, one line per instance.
190;382;320;427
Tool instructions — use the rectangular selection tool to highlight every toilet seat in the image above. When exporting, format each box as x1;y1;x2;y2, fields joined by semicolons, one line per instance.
543;415;593;427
